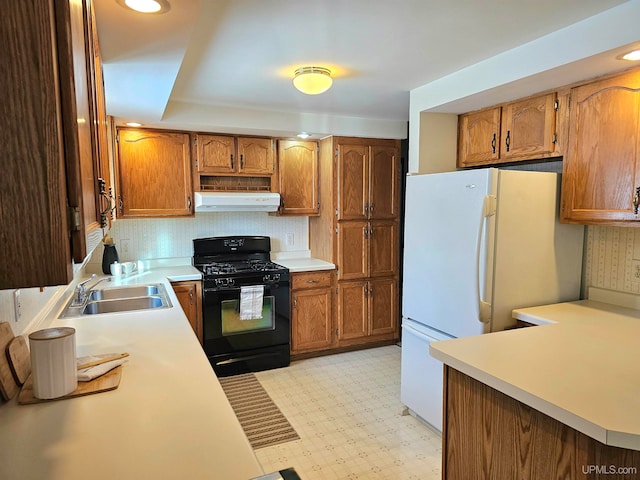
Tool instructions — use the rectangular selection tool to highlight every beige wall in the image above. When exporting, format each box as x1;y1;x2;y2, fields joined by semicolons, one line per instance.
416;112;458;174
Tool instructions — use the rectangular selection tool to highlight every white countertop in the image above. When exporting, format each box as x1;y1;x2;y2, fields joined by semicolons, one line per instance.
0;266;264;480
430;291;640;451
270;252;335;273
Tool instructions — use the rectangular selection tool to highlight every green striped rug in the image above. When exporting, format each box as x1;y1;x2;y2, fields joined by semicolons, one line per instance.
219;373;300;449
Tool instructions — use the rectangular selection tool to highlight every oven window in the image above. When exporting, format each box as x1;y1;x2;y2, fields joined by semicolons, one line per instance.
221;296;275;335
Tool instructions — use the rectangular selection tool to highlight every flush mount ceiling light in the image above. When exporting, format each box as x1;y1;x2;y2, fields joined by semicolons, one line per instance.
621;49;640;61
117;0;170;14
297;132;310;139
126;122;142;127
293;67;333;95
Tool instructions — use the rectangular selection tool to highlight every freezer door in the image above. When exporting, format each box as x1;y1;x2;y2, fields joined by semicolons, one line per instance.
402;169;496;338
400;318;453;432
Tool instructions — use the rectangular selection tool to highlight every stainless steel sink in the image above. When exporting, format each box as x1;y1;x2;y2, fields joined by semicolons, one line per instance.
82;296;165;315
88;285;160;300
60;283;172;317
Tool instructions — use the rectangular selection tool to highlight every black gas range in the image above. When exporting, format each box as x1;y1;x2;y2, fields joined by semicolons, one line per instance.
193;236;290;377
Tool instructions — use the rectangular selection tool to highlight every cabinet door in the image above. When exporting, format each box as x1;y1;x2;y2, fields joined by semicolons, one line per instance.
500;93;557;161
369;221;398;278
117;129;193;217
337;143;368;220
196;134;236;174
278;140;319;215
369;145;400;219
237;137;274;174
368;278;397;336
457;107;501;167
337;221;368;280
291;288;333;353
171;281;203;345
337;281;368;341
562;70;640;224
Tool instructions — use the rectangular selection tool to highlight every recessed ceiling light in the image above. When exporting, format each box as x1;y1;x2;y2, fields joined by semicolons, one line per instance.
117;0;170;14
621;49;640;61
297;132;310;139
126;122;142;127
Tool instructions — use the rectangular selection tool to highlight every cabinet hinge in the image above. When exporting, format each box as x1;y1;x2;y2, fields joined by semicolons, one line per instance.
335;287;338;294
335;148;339;157
115;133;120;143
335;209;339;217
554;99;559;111
68;206;81;232
335;226;338;234
552;133;557;144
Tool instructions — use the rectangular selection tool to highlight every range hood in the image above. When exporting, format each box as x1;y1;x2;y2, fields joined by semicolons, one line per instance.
194;192;281;212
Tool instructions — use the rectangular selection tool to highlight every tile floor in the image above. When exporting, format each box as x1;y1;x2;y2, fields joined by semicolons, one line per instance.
254;345;442;480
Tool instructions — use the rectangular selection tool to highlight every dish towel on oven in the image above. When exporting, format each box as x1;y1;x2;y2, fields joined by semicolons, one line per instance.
240;285;264;320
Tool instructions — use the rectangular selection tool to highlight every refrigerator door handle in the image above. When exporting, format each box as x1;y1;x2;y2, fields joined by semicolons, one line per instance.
477;195;495;324
403;322;440;343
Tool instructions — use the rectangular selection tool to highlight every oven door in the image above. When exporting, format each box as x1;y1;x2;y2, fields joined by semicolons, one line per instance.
202;282;290;357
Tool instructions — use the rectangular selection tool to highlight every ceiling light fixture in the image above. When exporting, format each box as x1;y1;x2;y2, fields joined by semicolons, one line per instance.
117;0;170;14
293;67;333;95
297;132;310;139
126;122;142;127
621;49;640;61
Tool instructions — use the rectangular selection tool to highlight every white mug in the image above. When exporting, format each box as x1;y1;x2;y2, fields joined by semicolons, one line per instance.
29;327;77;399
121;261;138;275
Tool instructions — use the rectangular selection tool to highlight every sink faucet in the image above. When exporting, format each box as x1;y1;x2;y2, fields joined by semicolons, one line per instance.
72;275;111;306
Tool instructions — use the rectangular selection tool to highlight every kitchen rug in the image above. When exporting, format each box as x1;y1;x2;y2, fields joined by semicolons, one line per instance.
219;373;300;449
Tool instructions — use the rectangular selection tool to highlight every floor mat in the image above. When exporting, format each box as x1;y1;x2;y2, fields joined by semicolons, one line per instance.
219;372;300;449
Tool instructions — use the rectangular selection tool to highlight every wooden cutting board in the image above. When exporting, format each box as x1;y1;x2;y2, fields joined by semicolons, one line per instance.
18;365;122;405
0;322;19;401
7;336;31;385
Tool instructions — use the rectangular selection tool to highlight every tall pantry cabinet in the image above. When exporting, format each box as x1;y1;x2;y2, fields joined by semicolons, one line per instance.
310;137;401;348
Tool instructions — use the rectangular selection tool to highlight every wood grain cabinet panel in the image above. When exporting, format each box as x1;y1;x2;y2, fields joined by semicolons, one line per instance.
369;221;398;278
457;107;501;167
369;278;397;336
458;92;559;167
337;221;368;280
337;281;368;341
561;69;640;225
237;137;274;174
171;281;203;345
290;271;334;354
443;366;640;479
195;134;236;174
369;145;400;219
337;144;369;220
116;128;193;217
1;0;106;288
277;140;319;215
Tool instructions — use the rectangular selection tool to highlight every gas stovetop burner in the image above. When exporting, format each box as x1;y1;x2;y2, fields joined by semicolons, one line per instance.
201;260;286;277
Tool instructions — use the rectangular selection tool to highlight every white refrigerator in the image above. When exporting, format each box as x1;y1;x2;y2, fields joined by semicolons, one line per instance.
400;168;584;431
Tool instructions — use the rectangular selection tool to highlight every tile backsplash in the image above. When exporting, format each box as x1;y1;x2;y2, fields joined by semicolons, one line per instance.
583;225;640;295
87;213;309;267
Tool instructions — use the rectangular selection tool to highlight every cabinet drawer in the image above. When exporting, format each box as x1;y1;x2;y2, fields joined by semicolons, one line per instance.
292;271;333;290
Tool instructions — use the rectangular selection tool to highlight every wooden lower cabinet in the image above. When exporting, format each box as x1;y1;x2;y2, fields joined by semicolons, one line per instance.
337;277;398;345
443;366;640;479
171;281;203;345
290;271;334;354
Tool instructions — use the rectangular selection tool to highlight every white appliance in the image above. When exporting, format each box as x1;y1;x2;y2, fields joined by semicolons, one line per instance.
194;192;281;212
400;168;584;431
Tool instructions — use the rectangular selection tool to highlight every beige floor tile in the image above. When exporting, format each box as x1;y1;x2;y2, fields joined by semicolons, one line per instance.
254;345;441;480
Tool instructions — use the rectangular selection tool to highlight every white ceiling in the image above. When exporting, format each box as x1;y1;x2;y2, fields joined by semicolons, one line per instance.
94;0;637;139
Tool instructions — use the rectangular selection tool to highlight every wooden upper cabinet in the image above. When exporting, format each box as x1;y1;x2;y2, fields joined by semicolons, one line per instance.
458;107;501;167
458;92;559;167
277;140;319;215
116;129;193;217
337;221;368;280
196;135;274;175
369;221;398;278
500;93;557;161
338;143;369;220
237;137;274;174
561;69;640;225
1;0;106;288
196;134;235;174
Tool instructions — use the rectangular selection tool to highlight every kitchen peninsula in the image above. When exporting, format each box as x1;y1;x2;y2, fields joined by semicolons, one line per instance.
430;287;640;479
0;266;264;480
